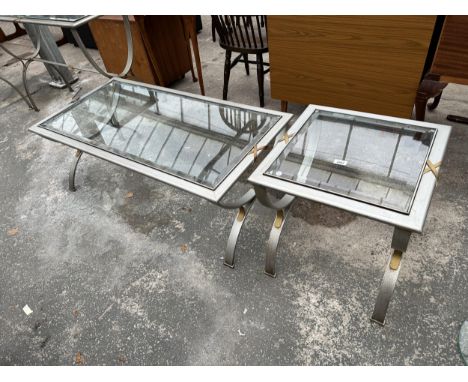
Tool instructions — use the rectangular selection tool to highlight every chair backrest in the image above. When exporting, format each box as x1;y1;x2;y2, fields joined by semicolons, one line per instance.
212;16;268;52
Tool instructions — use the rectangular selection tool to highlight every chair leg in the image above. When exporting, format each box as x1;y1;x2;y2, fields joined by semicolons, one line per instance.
223;50;232;100
256;53;265;107
212;21;216;42
281;100;288;112
243;54;249;75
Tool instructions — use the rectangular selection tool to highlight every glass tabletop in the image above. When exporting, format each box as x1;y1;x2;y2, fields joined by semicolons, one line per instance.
17;15;87;22
37;80;281;190
0;15;96;27
265;109;436;214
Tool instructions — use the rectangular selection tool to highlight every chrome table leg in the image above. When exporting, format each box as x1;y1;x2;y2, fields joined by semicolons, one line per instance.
218;189;256;268
224;200;255;268
264;206;292;277
69;150;83;192
371;227;411;325
253;185;296;277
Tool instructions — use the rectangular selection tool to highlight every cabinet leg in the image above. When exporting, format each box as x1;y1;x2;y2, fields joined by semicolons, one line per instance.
281;100;288;113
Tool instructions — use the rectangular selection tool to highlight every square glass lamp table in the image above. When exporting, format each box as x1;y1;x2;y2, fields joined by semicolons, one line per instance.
29;78;292;265
248;105;451;325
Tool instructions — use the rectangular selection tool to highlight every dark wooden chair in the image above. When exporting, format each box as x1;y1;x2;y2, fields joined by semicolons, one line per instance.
211;16;269;107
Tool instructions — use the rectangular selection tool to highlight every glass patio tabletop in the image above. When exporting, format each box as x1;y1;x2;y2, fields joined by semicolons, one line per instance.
15;15;87;22
264;109;436;214
29;78;290;201
0;15;98;28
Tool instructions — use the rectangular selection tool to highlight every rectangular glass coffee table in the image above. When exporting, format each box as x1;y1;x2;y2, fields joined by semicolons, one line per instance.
248;105;451;325
29;78;292;263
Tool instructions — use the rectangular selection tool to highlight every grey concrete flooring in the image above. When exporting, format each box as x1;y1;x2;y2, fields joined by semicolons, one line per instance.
0;17;467;365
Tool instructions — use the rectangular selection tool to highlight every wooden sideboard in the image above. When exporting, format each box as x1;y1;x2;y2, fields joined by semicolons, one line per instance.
89;16;204;94
268;16;436;118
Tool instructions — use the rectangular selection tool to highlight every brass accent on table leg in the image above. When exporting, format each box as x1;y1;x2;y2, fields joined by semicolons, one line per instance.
389;250;402;271
273;209;284;229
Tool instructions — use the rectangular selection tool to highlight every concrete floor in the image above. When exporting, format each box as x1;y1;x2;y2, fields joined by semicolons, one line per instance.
0;17;467;365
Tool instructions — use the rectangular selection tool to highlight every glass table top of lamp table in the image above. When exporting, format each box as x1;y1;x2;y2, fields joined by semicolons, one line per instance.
29;78;291;203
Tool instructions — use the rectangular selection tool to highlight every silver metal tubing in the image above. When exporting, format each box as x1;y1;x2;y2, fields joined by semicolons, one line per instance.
254;185;296;210
223;199;255;268
21;60;39;111
0;75;37;110
217;189;257;268
0;36;41;62
0;37;41;111
71;15;134;78
23;23;76;85
69;150;83;191
264;205;292;277
371;227;411;325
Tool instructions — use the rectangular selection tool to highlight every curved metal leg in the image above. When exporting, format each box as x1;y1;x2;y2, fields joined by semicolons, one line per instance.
264;206;292;277
69;150;83;192
0;39;40;111
21;60;39;111
71;15;134;78
0;75;36;110
371;227;411;325
224;200;255;268
217;189;257;268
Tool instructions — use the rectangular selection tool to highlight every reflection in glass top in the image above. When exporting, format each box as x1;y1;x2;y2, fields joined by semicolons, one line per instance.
265;110;436;214
15;15;87;22
39;80;280;189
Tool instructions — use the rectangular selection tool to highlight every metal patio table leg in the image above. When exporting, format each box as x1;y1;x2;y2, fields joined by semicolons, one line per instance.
71;15;134;79
0;15;133;112
218;189;256;268
0;25;75;110
23;23;77;88
371;227;412;325
253;185;296;277
69;150;83;192
0;36;42;111
0;75;36;110
264;205;293;277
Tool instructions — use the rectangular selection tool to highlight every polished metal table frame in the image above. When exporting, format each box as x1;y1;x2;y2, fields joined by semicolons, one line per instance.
29;77;293;267
0;15;134;111
248;105;451;325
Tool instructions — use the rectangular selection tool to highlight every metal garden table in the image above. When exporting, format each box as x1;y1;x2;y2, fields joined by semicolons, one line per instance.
28;77;292;265
248;105;451;325
0;15;133;111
